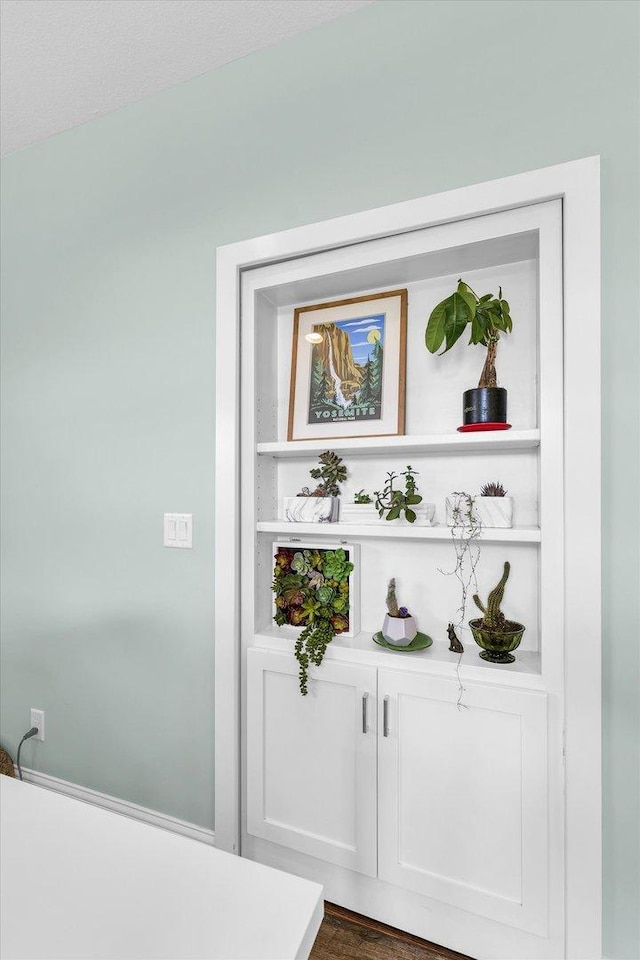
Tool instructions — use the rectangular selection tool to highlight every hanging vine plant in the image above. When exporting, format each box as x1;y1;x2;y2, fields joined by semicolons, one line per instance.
272;546;354;695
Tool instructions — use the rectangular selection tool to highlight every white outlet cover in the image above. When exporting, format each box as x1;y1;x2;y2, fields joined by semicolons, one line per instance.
30;708;45;741
164;513;193;549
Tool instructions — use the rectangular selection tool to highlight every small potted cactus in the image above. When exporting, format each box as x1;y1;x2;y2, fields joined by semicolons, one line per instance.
469;561;525;663
382;578;417;647
283;451;346;522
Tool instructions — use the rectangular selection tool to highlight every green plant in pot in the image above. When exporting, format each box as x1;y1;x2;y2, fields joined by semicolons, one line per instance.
374;466;424;523
425;279;513;429
469;561;525;663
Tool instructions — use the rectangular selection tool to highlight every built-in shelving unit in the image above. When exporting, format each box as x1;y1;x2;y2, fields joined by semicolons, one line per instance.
254;625;543;686
256;429;540;459
216;157;602;960
257;521;541;543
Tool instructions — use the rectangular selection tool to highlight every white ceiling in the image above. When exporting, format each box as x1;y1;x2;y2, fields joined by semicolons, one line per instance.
0;0;374;156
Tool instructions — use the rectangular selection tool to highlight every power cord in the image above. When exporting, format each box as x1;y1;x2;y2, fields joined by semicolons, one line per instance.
16;727;39;781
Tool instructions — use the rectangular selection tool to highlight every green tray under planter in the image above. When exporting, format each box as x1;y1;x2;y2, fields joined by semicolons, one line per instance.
372;631;433;653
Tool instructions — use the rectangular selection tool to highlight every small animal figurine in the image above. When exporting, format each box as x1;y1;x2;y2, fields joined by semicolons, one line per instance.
447;623;464;653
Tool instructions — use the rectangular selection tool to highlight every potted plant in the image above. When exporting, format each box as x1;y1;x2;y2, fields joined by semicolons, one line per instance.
283;450;346;522
425;279;513;430
340;489;379;524
374;466;435;525
446;481;513;529
381;578;417;647
476;480;513;528
272;544;356;694
469;561;525;663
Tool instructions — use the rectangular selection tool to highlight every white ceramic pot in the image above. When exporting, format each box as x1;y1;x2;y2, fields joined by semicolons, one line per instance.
392;503;436;527
340;503;379;524
445;495;514;529
382;613;418;647
475;496;514;528
283;496;339;523
340;502;435;526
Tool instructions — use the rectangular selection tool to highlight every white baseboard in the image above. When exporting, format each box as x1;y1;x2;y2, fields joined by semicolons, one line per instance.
15;767;216;846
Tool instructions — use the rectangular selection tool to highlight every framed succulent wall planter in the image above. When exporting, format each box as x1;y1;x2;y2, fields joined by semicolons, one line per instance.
272;541;360;695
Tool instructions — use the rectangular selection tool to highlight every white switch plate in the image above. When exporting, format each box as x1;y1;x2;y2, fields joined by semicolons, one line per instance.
30;708;45;741
164;513;193;549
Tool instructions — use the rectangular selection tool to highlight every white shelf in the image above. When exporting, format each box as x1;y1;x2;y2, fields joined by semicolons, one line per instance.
254;627;543;689
256;429;540;459
257;521;541;543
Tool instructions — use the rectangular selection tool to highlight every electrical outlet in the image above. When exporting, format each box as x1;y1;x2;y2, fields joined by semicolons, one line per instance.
30;708;45;741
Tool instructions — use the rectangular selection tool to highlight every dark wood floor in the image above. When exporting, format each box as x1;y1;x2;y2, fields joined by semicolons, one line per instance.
310;903;473;960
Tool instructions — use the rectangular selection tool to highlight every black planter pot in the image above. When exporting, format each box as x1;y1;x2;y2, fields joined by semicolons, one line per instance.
463;387;508;425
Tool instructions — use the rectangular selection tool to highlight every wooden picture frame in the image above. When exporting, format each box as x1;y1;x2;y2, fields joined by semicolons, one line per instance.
287;289;407;442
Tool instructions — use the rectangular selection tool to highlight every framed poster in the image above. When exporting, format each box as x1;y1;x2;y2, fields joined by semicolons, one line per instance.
287;289;407;441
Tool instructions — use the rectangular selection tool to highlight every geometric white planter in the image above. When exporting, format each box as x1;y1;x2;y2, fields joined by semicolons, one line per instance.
445;495;514;529
382;613;418;647
283;496;339;523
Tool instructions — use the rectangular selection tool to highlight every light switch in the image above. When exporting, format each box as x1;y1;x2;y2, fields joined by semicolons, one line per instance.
164;513;193;548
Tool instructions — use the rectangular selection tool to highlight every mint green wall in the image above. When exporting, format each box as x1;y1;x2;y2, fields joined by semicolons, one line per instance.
1;1;638;955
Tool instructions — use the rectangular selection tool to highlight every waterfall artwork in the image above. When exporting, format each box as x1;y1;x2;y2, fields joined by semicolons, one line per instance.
288;289;407;441
308;314;385;424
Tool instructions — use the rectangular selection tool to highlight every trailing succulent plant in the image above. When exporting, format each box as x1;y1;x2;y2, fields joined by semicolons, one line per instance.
374;466;422;523
480;480;508;498
385;577;411;618
425;279;513;389
297;450;347;498
354;489;372;504
272;546;354;695
472;561;512;632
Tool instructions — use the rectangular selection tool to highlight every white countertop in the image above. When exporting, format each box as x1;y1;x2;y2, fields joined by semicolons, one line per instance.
0;776;323;959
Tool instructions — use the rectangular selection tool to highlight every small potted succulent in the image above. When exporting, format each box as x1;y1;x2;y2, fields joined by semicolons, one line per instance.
445;481;513;529
374;466;435;526
381;578;417;647
340;489;378;524
469;561;525;663
476;481;513;528
425;279;513;430
283;451;346;523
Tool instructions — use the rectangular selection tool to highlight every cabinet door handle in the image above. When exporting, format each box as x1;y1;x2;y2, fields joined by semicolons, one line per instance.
383;695;390;737
361;692;369;733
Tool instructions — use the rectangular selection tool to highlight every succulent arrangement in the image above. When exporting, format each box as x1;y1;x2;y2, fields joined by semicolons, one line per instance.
374;466;422;523
425;280;513;389
296;451;347;498
480;480;508;497
469;561;525;663
272;546;354;694
353;489;372;504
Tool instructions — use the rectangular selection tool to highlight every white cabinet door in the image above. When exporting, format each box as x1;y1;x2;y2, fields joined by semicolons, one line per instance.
246;648;377;877
378;670;549;936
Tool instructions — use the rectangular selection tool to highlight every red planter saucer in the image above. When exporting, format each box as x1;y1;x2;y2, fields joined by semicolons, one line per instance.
457;422;512;432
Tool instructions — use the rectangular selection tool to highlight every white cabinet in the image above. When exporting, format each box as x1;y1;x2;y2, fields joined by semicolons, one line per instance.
378;670;548;936
246;649;377;877
247;651;550;940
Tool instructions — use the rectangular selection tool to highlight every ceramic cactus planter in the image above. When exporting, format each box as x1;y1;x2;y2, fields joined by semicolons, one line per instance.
382;613;418;647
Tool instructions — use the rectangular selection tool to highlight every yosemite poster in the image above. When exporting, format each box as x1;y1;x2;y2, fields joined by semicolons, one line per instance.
308;314;385;424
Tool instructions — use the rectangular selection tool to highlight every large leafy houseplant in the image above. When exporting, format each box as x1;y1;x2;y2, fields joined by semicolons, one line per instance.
425;280;513;427
273;546;354;695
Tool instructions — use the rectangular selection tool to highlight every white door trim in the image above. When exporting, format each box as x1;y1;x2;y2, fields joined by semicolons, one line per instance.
214;156;601;958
